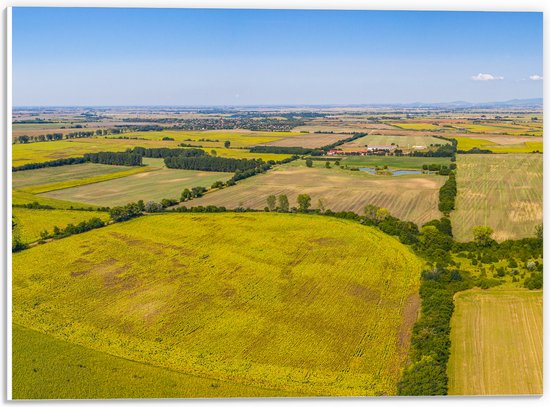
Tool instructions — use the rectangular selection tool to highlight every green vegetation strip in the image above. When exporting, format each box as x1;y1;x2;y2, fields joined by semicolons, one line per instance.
21;166;157;194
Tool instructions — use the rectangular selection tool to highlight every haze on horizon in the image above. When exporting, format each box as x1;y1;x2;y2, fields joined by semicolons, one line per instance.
12;8;543;106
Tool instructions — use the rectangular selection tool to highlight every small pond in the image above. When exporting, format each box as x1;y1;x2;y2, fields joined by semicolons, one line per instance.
359;168;423;176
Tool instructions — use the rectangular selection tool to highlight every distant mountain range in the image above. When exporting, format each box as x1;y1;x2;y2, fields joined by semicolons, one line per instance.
398;98;543;109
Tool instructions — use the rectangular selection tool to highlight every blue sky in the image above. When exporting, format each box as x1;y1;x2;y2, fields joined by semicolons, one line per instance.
12;8;543;106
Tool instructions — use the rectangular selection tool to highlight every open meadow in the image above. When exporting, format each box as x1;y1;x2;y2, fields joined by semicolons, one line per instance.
12;208;110;244
451;154;543;241
41;168;232;207
190;166;445;225
12;212;423;397
447;289;542;395
340;134;451;151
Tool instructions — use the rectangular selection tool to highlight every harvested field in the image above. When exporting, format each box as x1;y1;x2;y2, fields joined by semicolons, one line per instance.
13;213;423;396
190;166;445;225
340;134;450;150
451;154;543;241
259;133;352;148
447;289;542;395
41;168;232;207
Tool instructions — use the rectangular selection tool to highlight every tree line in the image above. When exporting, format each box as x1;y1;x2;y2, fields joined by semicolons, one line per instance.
249;146;321;155
84;152;143;166
164;155;265;172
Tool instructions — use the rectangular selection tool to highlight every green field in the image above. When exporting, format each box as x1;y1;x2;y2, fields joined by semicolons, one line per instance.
12;190;101;210
12;208;110;244
191;166;445;225
12;324;299;399
13;163;135;189
447;289;542;395
12;212;423;397
451;154;543;241
41;168;232;207
339;155;452;170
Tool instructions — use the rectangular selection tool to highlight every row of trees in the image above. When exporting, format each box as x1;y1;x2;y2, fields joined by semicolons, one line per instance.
164;155;264;172
438;173;457;215
264;194;312;212
131;147;205;158
42;217;106;241
84;152;143;166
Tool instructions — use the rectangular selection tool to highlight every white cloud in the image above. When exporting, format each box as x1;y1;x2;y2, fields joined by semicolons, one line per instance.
471;73;504;81
529;75;543;81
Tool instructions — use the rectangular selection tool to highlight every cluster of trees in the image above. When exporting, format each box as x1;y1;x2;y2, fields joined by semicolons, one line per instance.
43;217;106;241
109;202;143;222
164;155;264;172
172;205;228;213
180;186;208;201
84;152;143;166
438;173;457;215
397;268;471;395
249;146;321;155
131;147;205;158
422;163;456;175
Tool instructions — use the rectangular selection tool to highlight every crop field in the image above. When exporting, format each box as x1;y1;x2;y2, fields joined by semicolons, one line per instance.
340;134;450;150
12;190;101;210
120;130;304;148
454;136;543;153
41;168;233;207
12;208;110;244
451;154;543;241
447;289;542;395
340;155;451;169
191;166;445;225
12;324;298;399
13;213;423;397
12;163;139;190
201;147;293;161
259;132;351;148
386;122;441;131
451;123;542;136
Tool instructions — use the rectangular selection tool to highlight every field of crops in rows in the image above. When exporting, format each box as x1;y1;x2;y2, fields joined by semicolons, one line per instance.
447;289;542;395
340;134;450;150
451;154;543;241
12;213;423;396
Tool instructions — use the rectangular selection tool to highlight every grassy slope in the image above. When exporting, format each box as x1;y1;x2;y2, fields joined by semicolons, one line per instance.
13;212;423;397
12;324;300;399
12;208;110;244
41;168;233;207
12;190;101;210
447;289;542;395
451;154;543;241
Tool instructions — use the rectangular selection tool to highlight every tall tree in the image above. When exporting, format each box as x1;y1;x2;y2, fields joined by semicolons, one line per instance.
278;194;289;212
266;195;277;211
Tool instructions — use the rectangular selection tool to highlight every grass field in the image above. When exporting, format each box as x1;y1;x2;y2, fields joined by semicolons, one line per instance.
12;190;101;210
451;154;543;241
340;134;450;151
12;212;423;397
190;166;445;225
202;147;293;161
447;289;542;395
12;208;110;244
12;324;299;399
12;163;140;189
340;155;451;170
41;168;233;207
20;166;156;194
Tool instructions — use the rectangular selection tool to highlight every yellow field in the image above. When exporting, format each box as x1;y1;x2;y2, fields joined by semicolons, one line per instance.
12;190;101;210
452;123;541;136
447;289;542;395
454;137;543;153
13;213;423;397
12;207;110;244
